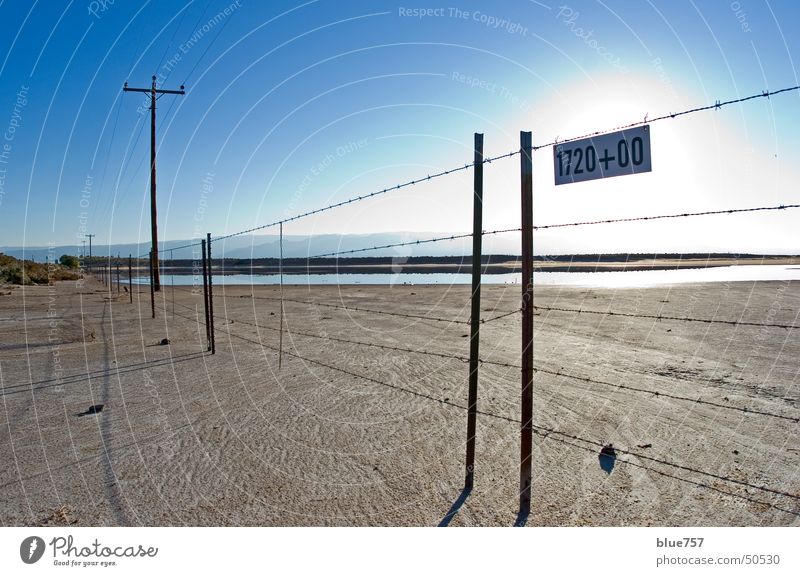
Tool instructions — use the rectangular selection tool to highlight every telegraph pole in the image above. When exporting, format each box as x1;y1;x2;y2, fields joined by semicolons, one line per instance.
123;75;185;291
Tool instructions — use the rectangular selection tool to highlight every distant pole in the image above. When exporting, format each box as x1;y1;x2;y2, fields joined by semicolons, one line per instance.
207;233;215;355
86;234;94;276
170;249;175;318
278;222;284;369
519;131;534;516
128;255;133;303
201;239;211;351
149;251;155;319
464;132;484;491
116;261;120;294
123;76;185;292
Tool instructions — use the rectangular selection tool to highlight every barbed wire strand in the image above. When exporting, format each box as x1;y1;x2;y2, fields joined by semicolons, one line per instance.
202;303;798;423
226;292;469;325
187;306;800;504
534;304;799;330
146;300;800;512
130;85;799;254
532;203;800;231
532;85;800;150
212;150;520;244
535;366;798;423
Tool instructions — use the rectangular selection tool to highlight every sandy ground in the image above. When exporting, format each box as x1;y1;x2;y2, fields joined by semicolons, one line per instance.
0;275;798;527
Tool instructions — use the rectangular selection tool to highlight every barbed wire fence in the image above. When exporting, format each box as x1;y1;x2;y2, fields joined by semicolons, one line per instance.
99;85;800;522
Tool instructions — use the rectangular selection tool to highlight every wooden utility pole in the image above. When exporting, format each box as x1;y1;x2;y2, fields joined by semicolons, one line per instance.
519;131;534;516
123;76;185;292
464;133;484;491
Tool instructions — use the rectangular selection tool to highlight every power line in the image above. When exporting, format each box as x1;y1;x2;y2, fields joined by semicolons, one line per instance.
182;0;236;85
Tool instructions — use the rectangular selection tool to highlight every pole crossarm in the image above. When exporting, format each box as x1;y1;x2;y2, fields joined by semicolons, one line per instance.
123;82;186;96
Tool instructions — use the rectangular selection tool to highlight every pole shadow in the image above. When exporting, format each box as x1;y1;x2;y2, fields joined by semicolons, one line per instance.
438;487;472;527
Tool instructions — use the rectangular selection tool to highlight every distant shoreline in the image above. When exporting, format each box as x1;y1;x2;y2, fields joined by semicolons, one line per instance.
112;254;800;276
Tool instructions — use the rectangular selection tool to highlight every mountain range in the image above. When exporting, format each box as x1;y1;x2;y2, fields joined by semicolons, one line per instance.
0;232;524;262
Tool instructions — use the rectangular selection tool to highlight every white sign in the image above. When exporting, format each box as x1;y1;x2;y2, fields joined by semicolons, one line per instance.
553;125;652;185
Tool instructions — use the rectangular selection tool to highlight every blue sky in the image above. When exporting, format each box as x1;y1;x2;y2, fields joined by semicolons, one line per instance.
0;0;798;254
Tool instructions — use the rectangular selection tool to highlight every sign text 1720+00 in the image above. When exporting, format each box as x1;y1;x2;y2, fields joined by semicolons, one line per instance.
554;125;652;185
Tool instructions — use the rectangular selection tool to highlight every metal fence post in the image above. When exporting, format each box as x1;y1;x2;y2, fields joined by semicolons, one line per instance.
202;239;211;351
149;251;155;319
464;132;484;490
207;233;215;355
278;222;284;369
519;131;534;516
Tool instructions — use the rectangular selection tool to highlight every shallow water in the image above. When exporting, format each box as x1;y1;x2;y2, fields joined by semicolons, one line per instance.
131;264;798;288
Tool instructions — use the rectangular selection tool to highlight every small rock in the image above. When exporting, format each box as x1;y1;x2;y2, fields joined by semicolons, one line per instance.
600;443;616;458
732;449;739;455
159;338;170;346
